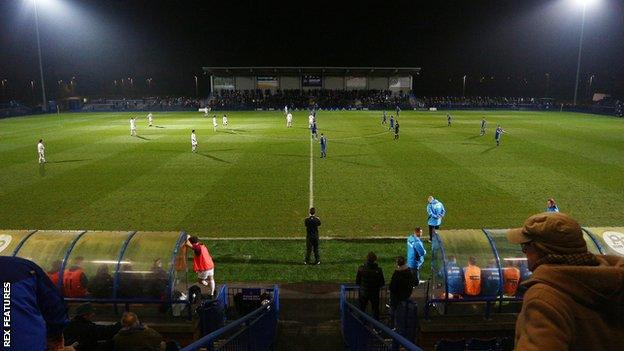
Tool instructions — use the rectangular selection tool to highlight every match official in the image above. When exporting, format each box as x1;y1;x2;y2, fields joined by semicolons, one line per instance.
304;207;321;265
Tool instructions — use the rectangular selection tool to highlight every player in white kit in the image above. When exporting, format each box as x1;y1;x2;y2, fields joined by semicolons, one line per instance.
191;130;198;152
222;114;228;128
308;114;314;128
286;112;293;128
130;117;137;136
212;115;218;131
284;105;289;115
37;139;45;164
147;113;153;127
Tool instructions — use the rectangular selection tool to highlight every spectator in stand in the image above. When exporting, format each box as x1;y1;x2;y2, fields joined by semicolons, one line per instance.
389;256;414;327
463;256;482;296
0;256;70;351
185;235;216;296
406;227;426;285
304;207;321;265
507;212;624;351
426;196;446;241
546;198;559;213
112;312;164;351
88;264;113;298
64;302;121;351
63;256;89;298
356;252;385;320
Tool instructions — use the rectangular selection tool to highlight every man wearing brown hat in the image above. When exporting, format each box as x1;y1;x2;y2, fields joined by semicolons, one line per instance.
507;212;624;351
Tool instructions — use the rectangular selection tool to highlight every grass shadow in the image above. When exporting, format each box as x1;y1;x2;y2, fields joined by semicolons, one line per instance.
154;126;166;129
466;135;481;140
271;153;307;158
332;159;381;168
47;159;91;163
136;135;151;140
197;153;231;163
481;146;498;153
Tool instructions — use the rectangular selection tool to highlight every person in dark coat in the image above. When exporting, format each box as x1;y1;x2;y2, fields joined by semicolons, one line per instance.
112;312;164;351
389;256;415;327
355;252;385;320
304;207;321;265
64;303;121;351
88;264;114;298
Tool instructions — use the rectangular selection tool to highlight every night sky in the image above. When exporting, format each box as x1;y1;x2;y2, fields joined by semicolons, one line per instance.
1;0;623;100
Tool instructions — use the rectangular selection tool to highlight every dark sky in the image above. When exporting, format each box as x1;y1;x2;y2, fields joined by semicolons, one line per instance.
1;0;623;100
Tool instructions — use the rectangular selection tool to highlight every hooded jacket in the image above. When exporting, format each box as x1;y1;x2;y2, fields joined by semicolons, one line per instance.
514;255;624;351
406;234;426;270
427;199;445;226
356;261;385;296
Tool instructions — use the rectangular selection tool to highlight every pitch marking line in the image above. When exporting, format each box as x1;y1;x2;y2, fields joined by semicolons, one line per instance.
309;136;314;208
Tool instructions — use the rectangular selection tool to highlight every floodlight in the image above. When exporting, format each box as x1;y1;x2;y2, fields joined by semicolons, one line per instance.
573;0;599;8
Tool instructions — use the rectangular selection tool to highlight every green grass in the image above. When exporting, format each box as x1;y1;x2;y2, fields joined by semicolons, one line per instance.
204;238;431;283
1;110;623;238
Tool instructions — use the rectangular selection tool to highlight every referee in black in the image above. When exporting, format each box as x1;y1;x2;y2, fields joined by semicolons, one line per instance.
304;207;321;265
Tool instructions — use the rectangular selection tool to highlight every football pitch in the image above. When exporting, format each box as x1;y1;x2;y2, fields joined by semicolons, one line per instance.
0;110;623;239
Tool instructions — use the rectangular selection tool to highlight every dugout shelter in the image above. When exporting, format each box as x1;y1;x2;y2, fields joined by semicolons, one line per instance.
0;229;190;317
426;226;616;318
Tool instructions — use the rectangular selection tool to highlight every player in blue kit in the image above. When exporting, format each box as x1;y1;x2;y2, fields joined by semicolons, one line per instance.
495;125;506;146
319;133;327;158
389;115;395;131
311;122;318;140
447;113;452;127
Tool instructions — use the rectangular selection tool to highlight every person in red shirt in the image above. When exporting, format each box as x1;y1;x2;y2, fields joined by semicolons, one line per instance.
185;235;215;296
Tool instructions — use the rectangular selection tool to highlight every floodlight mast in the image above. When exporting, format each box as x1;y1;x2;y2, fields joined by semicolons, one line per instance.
33;0;47;112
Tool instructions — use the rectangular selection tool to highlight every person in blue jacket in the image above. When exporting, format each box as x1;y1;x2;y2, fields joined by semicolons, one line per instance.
546;198;559;212
0;256;69;351
406;227;426;285
426;195;446;241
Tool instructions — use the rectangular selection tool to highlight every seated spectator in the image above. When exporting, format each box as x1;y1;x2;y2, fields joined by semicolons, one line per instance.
389;256;414;326
89;264;114;298
147;258;169;300
113;312;165;351
0;256;69;351
502;260;521;296
63;256;89;298
355;252;385;320
463;256;482;296
64;302;121;351
117;262;142;298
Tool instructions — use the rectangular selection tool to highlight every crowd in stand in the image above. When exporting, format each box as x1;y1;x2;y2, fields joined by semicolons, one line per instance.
413;96;551;109
83;96;204;112
208;89;413;110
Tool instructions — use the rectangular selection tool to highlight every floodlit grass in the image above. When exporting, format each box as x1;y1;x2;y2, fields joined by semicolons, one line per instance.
0;110;623;239
200;239;432;283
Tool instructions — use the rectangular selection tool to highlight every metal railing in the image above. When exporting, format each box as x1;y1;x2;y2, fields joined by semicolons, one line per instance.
181;285;279;351
340;285;422;351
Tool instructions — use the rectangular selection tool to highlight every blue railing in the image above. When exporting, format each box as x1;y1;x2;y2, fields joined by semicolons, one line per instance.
340;285;423;351
181;285;279;351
